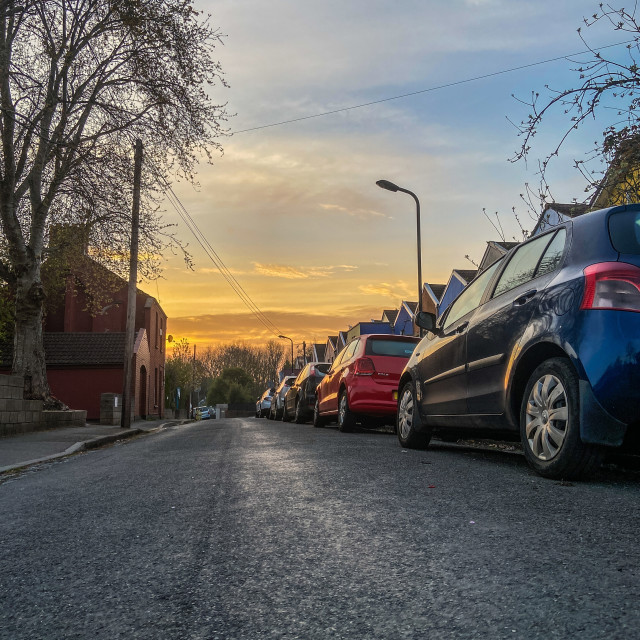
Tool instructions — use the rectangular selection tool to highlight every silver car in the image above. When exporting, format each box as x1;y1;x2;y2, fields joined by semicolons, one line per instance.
269;376;297;420
256;388;275;418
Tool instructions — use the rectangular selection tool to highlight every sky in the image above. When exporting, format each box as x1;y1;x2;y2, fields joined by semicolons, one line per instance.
159;0;630;353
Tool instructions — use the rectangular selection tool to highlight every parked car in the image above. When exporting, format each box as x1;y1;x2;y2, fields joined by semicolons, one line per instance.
397;203;640;479
283;362;331;423
270;376;297;420
195;406;210;420
314;334;420;431
256;388;275;418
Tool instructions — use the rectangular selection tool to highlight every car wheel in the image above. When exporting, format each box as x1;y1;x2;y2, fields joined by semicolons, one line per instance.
294;397;305;424
397;380;431;449
313;398;326;428
282;403;291;422
520;357;604;479
338;391;355;432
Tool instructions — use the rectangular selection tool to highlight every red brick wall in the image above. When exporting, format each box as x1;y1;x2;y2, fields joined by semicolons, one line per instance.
48;368;123;420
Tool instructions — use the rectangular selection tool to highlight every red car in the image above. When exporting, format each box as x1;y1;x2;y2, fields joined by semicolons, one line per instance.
314;334;420;431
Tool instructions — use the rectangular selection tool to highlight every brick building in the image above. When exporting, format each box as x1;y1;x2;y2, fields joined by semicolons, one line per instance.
2;227;168;421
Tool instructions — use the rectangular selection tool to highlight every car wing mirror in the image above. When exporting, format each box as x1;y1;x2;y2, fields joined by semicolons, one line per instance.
415;311;439;335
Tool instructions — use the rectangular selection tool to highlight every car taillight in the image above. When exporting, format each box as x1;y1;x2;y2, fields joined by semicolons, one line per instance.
354;357;375;376
581;262;640;312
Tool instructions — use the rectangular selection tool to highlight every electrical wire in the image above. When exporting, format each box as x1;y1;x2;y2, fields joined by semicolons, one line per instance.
231;39;637;134
161;183;282;337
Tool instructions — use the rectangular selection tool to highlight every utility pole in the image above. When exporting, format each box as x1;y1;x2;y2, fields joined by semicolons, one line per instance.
303;341;307;364
191;343;196;415
121;139;143;429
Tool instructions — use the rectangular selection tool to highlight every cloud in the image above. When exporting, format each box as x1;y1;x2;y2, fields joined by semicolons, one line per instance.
253;263;309;279
319;203;391;220
359;280;414;300
252;262;358;279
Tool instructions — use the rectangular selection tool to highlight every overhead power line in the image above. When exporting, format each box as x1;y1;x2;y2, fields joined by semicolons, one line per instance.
161;184;282;338
232;39;636;134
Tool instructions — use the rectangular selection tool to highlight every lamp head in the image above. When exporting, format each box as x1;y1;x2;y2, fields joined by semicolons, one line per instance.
376;179;400;192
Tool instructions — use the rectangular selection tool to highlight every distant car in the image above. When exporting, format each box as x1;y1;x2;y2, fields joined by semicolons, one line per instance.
314;334;420;430
270;376;297;420
283;362;330;423
397;203;640;479
195;406;210;420
256;388;275;418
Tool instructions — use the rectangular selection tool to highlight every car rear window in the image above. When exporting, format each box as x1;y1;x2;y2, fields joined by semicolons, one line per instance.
609;210;640;254
313;363;330;375
365;339;417;357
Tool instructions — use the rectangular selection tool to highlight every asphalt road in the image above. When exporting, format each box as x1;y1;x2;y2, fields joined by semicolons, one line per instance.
1;417;639;639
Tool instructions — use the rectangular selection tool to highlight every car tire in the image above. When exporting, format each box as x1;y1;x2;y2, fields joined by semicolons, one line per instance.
313;398;326;428
338;391;355;432
397;380;431;449
520;357;604;479
294;397;305;424
282;403;291;422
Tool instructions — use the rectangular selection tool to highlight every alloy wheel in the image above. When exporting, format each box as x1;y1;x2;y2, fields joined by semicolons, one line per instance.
398;387;414;440
524;374;568;461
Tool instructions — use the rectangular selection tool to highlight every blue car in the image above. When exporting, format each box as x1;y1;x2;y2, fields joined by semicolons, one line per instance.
397;203;640;479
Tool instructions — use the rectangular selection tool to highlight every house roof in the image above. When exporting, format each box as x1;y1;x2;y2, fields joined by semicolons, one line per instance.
1;333;128;368
43;332;127;366
313;343;326;361
453;269;478;284
326;335;338;348
424;283;446;302
494;241;519;252
382;309;399;324
401;301;418;314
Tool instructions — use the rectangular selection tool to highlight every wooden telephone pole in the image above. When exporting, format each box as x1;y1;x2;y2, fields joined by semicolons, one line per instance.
121;139;143;429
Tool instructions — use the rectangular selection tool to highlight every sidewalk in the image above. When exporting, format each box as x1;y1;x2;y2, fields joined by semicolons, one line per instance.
0;417;192;474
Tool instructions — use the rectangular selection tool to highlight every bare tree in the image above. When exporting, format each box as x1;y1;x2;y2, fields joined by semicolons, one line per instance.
0;0;228;403
511;3;640;206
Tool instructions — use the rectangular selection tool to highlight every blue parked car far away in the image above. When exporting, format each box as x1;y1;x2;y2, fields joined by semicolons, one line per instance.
397;203;640;479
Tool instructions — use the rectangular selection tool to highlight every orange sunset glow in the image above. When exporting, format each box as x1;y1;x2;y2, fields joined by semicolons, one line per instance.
155;0;602;351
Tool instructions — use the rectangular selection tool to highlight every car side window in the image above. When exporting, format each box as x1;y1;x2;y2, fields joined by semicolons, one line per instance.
492;233;555;298
444;260;503;330
294;366;308;385
343;339;359;362
535;228;566;277
330;349;346;371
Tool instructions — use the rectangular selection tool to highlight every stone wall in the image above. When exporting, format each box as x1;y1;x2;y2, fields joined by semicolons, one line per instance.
0;375;43;437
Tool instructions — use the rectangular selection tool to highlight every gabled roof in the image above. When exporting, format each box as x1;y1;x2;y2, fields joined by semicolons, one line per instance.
313;343;326;361
381;309;399;324
494;241;519;252
423;283;446;304
530;203;589;236
44;332;127;366
453;269;478;285
326;335;338;349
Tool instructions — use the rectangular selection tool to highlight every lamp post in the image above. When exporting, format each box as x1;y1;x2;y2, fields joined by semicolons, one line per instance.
376;179;423;322
279;335;294;372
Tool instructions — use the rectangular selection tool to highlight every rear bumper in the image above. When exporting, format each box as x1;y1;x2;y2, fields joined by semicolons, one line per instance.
348;377;399;416
573;310;640;425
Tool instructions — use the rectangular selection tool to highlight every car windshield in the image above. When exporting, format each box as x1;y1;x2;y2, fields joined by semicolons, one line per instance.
365;339;418;357
312;363;330;375
609;210;640;254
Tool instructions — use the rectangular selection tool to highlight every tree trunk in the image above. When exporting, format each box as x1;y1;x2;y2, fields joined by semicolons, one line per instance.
12;260;49;401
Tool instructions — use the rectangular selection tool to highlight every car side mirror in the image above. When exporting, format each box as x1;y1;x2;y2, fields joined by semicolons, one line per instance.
415;311;438;333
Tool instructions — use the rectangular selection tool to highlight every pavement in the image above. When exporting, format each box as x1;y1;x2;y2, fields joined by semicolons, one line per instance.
0;417;193;474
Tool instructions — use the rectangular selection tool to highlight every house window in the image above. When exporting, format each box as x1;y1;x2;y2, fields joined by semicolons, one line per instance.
155;311;159;349
154;367;158;407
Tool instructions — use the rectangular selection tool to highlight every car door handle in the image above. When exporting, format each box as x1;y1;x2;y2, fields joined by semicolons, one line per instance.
456;321;469;333
513;289;537;306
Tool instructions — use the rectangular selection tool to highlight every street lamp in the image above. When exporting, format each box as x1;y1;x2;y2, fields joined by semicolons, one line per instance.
279;335;294;372
376;179;423;325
